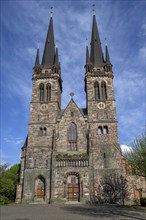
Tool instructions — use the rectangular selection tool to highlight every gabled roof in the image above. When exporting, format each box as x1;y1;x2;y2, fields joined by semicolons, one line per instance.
58;99;87;119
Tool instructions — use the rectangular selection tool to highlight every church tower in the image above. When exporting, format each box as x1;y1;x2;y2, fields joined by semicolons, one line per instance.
85;15;122;198
16;16;62;203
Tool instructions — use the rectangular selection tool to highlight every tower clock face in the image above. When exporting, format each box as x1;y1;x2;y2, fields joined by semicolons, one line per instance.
40;104;48;111
97;102;105;109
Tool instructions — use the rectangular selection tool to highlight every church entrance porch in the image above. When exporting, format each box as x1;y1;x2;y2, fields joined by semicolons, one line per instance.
66;173;80;201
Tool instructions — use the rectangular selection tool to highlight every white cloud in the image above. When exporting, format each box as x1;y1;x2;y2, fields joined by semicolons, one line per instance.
120;144;131;153
4;136;24;146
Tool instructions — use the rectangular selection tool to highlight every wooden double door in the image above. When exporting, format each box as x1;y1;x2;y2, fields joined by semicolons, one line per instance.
67;175;80;201
37;186;45;199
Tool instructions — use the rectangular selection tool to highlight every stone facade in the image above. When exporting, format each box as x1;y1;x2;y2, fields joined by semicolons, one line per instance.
16;14;146;204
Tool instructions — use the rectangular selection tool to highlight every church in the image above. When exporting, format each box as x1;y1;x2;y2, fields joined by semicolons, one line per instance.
16;13;145;204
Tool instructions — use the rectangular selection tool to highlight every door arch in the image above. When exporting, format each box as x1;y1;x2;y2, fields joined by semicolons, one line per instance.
35;176;45;200
66;172;80;201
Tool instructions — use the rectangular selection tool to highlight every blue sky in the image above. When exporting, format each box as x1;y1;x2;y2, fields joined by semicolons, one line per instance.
1;0;145;165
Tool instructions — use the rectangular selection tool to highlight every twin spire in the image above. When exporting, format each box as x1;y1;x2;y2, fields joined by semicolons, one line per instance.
34;14;111;69
34;17;59;68
86;15;111;67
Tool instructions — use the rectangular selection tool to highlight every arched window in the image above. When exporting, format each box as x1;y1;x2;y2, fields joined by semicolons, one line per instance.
39;83;44;102
101;81;107;99
44;127;47;135
39;127;43;136
68;123;77;150
103;126;108;135
98;126;103;135
46;83;51;102
94;81;100;100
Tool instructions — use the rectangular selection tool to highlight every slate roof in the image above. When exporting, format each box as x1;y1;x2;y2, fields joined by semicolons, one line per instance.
42;17;55;68
90;15;104;67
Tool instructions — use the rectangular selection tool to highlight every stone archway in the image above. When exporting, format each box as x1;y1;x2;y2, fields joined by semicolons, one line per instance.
65;172;80;201
34;176;45;200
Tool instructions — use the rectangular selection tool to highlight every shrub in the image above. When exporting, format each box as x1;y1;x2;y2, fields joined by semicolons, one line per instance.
140;198;146;206
0;195;10;205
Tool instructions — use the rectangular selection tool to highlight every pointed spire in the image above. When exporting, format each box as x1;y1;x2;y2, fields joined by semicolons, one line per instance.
42;17;55;68
86;46;90;64
105;45;110;64
34;48;40;66
90;15;104;67
54;47;59;65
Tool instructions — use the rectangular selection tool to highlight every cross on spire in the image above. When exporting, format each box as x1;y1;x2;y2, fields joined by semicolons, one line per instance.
92;4;96;15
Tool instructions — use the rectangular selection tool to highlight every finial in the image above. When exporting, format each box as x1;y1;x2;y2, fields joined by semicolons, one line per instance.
105;38;107;46
92;4;95;15
86;38;88;46
50;6;53;17
37;40;40;49
70;92;74;99
56;39;58;48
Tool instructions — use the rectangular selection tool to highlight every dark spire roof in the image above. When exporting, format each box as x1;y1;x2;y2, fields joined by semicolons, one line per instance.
42;17;55;68
86;46;90;64
90;15;104;67
34;48;40;66
105;45;110;63
54;47;59;65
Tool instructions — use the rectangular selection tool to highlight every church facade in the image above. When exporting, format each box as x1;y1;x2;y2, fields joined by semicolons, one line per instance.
16;14;145;204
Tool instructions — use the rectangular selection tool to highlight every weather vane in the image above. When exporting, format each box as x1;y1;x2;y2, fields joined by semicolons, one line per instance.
70;92;74;99
92;4;95;15
50;6;53;17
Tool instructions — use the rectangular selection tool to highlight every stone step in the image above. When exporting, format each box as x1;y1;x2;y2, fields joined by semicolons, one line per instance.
64;201;82;205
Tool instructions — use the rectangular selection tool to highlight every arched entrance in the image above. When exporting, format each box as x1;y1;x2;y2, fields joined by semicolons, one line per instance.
66;172;80;201
35;176;45;200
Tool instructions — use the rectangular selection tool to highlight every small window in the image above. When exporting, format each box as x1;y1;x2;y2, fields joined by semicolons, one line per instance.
70;176;76;184
103;126;108;135
44;127;47;135
39;127;43;136
98;126;103;135
71;112;74;117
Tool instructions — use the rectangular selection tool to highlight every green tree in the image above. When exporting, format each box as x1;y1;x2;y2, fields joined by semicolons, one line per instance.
124;133;146;178
0;164;20;204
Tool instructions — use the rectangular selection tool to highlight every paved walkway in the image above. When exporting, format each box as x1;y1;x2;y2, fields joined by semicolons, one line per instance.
1;204;146;220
